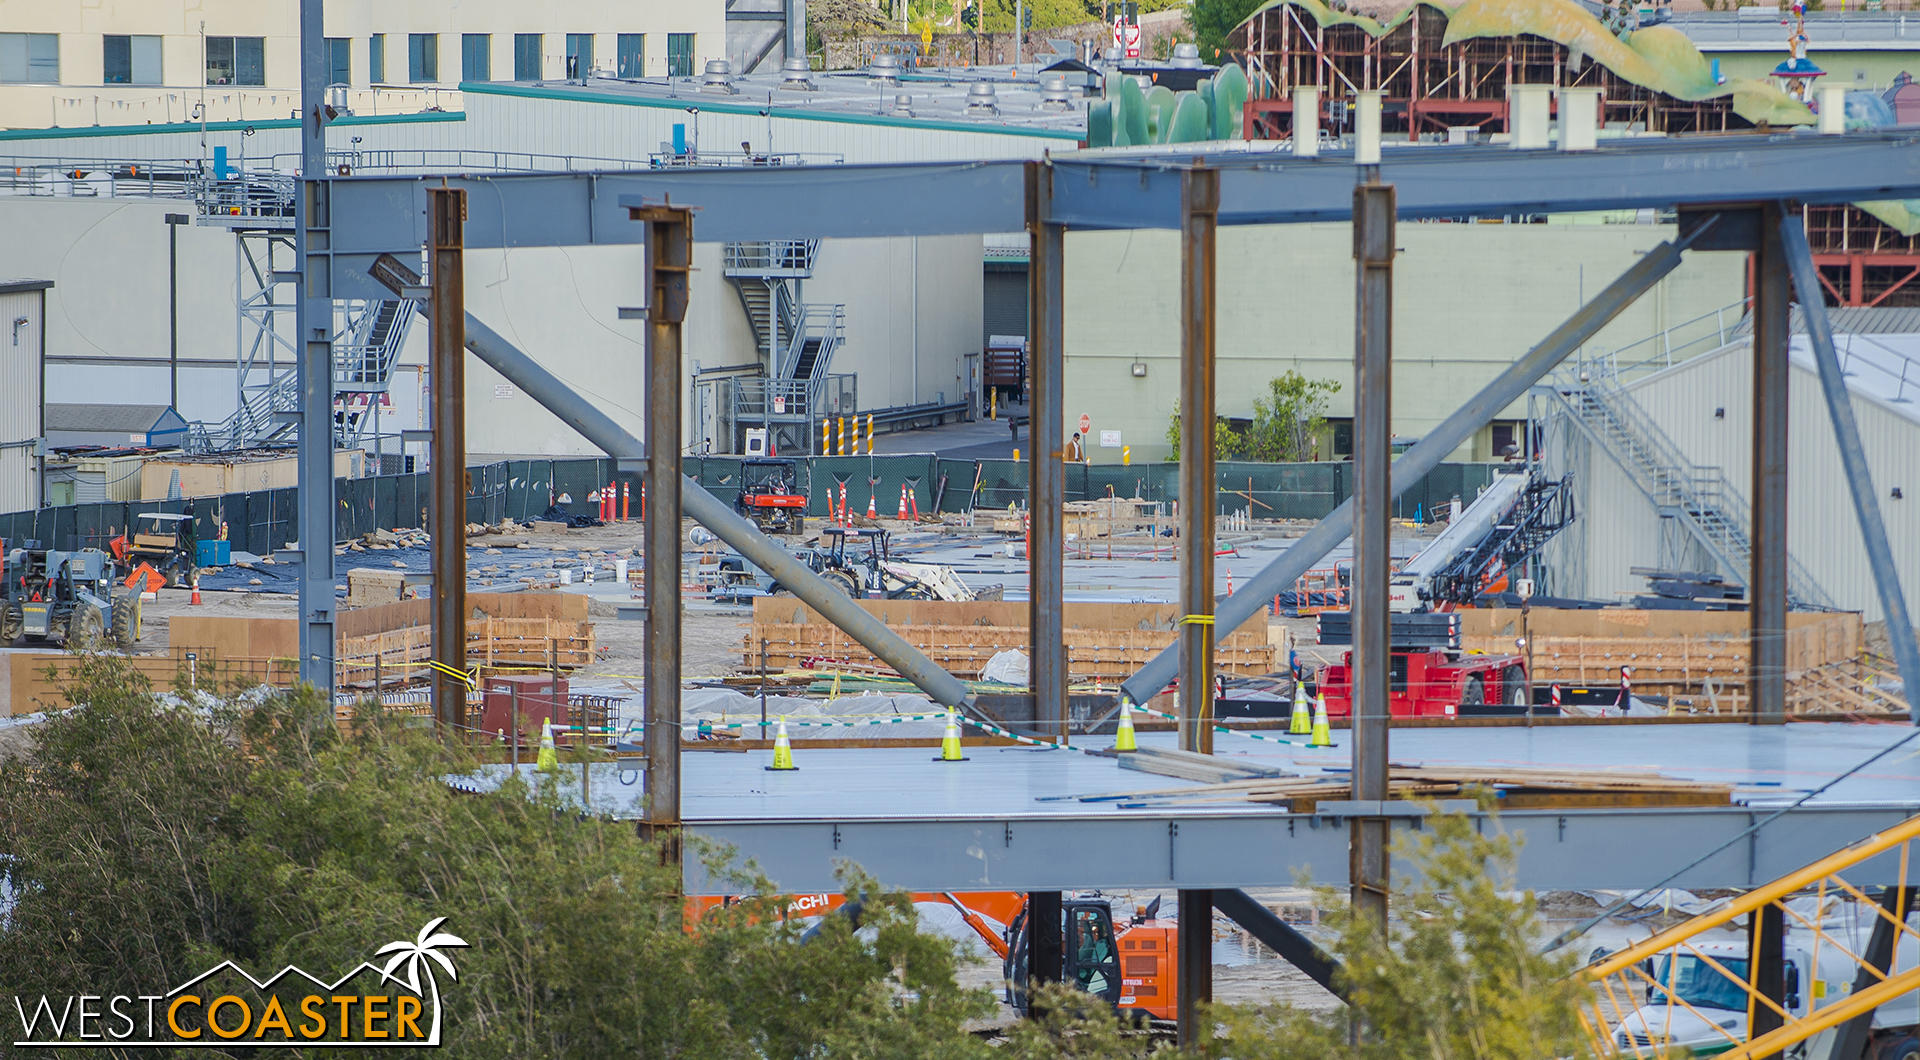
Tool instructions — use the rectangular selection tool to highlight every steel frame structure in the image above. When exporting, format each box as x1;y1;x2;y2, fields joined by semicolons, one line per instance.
306;134;1920;1038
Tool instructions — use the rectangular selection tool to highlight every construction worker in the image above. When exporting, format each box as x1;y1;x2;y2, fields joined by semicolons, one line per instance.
1065;431;1086;463
1073;909;1115;994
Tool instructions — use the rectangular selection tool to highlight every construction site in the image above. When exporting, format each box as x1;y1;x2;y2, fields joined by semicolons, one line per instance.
4;0;1920;1052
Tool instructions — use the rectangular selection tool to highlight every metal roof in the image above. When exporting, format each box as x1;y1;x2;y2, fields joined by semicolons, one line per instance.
44;403;186;434
1666;10;1920;50
0;278;53;294
1734;305;1920;335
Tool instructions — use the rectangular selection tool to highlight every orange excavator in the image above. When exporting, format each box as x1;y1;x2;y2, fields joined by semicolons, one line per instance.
689;888;1341;1023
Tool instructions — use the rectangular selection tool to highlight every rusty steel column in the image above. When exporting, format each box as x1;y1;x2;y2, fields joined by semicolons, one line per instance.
1177;167;1218;758
1751;202;1789;725
1176;888;1213;1043
1350;179;1396;935
640;206;692;851
428;187;468;732
1027;162;1068;743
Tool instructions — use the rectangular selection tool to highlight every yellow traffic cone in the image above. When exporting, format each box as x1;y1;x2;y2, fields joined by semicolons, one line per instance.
536;717;558;771
1289;682;1312;735
766;716;799;771
933;707;969;762
1308;694;1334;748
1113;696;1138;753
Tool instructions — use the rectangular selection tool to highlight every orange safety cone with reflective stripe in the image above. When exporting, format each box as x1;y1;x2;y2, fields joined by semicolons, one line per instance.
866;491;878;520
1308;694;1333;747
190;573;203;606
898;484;909;520
766;716;798;771
933;707;968;762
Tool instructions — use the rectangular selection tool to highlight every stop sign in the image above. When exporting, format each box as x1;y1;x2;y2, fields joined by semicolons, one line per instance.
1079;413;1092;434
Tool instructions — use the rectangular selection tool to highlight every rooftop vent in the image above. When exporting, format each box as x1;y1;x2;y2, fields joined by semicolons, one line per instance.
965;81;1000;117
891;93;915;117
1038;74;1073;110
1102;47;1124;63
869;54;902;83
779;56;815;90
1170;42;1202;68
702;59;738;94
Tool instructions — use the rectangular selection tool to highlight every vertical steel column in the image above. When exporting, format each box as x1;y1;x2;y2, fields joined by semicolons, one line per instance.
294;0;336;696
639;206;692;851
1351;180;1396;934
428;188;468;732
1176;888;1213;1044
1177;168;1219;757
1751;202;1790;725
1827;887;1915;1060
1750;904;1787;1056
1027;890;1063;1008
1027;162;1067;743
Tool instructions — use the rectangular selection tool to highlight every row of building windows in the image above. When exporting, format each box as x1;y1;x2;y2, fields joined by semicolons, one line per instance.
0;31;697;86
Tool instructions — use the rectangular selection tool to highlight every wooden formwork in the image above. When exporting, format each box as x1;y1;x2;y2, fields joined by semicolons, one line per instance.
335;618;594;688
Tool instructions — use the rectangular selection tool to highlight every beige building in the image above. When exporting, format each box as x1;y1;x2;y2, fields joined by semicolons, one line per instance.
0;0;727;130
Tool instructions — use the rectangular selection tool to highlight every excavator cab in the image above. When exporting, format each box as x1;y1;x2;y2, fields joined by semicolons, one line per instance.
1005;898;1123;1017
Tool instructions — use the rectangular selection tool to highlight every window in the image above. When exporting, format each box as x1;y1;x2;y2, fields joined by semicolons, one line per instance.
461;34;490;81
617;34;644;78
513;33;542;80
369;34;385;82
667;33;695;78
0;33;61;83
103;35;161;85
408;33;438;82
206;36;264;85
326;37;350;85
565;33;593;78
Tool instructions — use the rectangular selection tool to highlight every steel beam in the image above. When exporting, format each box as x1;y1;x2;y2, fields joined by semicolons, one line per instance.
428;188;468;731
1350;180;1395;934
1027;163;1067;743
1119;237;1693;709
1780;218;1920;727
1027;890;1063;1005
682;804;1920;895
1825;887;1914;1060
295;0;335;695
1212;887;1345;1000
368;262;977;712
1176;888;1212;1044
1178;168;1219;757
1753;203;1790;725
1751;903;1787;1055
640;207;691;847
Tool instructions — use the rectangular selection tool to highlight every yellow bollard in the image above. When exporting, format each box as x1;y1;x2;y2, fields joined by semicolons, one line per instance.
766;716;799;771
1114;697;1138;752
1289;682;1312;735
867;414;875;454
1122;445;1131;466
933;707;968;762
821;419;829;455
1013;448;1020;462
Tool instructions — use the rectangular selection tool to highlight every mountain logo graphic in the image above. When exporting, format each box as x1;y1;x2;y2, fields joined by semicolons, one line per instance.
12;918;468;1048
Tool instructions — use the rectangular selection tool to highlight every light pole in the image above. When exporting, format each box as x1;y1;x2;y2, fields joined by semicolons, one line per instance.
165;212;189;411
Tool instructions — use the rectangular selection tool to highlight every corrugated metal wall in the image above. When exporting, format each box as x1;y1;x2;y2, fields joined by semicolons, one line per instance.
1563;342;1920;621
0;289;43;512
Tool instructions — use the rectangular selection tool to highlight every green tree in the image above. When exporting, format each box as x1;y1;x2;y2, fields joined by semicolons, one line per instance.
1240;370;1340;462
1188;0;1265;58
1167;399;1244;461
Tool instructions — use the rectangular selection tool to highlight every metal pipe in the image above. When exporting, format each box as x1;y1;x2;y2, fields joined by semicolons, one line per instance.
1350;179;1394;934
369;260;976;711
429;188;468;732
640;206;690;847
1178;168;1219;757
1028;162;1067;742
1780;216;1920;727
1119;235;1695;709
295;0;335;696
1753;203;1790;725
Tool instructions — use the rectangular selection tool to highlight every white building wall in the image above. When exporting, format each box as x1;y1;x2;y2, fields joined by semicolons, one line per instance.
1560;342;1920;621
0;287;45;510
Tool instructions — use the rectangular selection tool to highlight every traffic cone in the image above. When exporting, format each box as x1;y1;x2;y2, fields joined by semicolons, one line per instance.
766;716;798;771
898;485;909;520
536;717;558;771
866;492;878;520
1308;695;1333;747
1114;697;1138;752
190;574;203;606
933;707;968;762
1288;682;1312;735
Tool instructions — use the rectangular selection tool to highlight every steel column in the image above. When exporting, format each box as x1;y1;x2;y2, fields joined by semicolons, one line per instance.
1750;903;1787;1054
640;207;692;848
1351;180;1395;933
1825;887;1915;1060
1780;218;1920;728
1177;168;1219;757
1027;162;1067;743
428;188;468;731
1752;203;1790;725
1176;888;1213;1044
1118;237;1694;710
294;0;336;696
1027;890;1063;1004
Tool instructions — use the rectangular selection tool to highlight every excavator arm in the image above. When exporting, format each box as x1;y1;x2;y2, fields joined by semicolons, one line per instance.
943;892;1013;961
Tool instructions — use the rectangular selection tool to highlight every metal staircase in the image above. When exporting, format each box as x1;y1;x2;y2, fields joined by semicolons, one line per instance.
722;240;850;453
1545;360;1833;609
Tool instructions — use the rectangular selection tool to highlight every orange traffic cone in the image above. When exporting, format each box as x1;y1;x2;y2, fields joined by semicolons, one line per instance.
897;485;909;520
190;574;202;606
866;492;877;520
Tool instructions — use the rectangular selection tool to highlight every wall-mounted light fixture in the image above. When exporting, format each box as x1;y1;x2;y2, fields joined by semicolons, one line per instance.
1894;487;1906;500
1714;407;1725;419
1131;362;1147;378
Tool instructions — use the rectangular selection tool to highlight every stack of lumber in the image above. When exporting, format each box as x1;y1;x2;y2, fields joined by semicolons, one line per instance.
1084;762;1733;811
1117;745;1292;783
1062;498;1162;540
336;617;595;688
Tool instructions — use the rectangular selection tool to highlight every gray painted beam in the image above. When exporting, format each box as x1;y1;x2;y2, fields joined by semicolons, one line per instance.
681;805;1920;895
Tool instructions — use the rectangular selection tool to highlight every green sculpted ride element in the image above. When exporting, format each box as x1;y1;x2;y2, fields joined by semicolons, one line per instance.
1087;61;1249;147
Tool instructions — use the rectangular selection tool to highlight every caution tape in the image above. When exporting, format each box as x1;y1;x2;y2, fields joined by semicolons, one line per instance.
1133;704;1327;749
683;712;948;731
428;659;479;690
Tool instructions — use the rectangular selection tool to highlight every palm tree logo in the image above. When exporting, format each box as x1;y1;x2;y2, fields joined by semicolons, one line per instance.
375;918;468;1044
